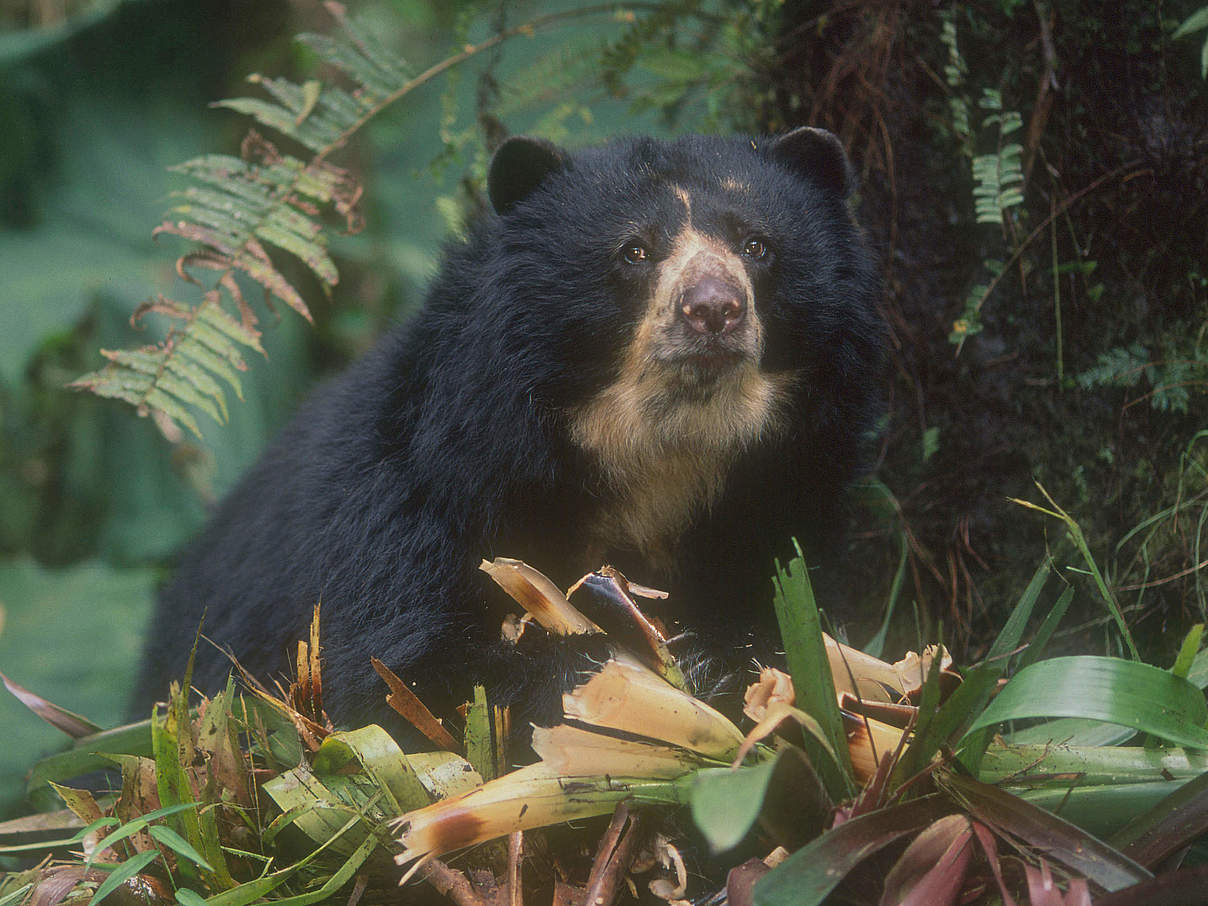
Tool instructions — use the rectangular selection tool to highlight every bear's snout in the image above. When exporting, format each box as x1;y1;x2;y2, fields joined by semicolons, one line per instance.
679;274;746;335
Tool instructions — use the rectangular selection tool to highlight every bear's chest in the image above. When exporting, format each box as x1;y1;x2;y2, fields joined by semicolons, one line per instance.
585;448;727;570
568;362;795;570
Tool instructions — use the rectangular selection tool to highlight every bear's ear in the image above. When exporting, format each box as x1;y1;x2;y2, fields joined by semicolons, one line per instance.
766;127;854;199
488;136;568;215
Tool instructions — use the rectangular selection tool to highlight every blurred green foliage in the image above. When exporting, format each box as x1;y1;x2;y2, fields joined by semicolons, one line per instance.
0;560;156;815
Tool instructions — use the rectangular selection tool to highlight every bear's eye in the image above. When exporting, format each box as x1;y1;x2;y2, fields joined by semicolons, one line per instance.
622;242;649;265
742;237;769;260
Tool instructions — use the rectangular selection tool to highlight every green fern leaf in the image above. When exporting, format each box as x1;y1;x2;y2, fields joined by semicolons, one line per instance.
73;355;205;440
191;293;263;352
74;1;637;436
175;341;246;401
70;295;265;439
100;345;225;408
298;30;409;100
213;97;318;148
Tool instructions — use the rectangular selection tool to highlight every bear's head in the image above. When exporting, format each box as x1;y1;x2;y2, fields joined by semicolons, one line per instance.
483;129;878;560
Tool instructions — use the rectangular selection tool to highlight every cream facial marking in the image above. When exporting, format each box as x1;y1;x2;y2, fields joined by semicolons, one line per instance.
570;226;797;564
672;185;692;223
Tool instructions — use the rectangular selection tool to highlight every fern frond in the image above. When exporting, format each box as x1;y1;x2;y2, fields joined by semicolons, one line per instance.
940;12;971;149
74;11;371;439
72;0;667;439
970;90;1024;225
972;143;1024;224
70;295;264;440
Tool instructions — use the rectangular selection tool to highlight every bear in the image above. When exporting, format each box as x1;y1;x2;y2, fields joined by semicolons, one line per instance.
133;128;885;738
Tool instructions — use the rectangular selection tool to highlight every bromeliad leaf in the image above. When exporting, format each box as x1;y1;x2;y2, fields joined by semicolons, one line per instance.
963;656;1208;749
753;795;955;906
690;747;828;856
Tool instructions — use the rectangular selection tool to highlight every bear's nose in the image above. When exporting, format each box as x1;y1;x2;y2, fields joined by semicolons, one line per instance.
679;276;746;335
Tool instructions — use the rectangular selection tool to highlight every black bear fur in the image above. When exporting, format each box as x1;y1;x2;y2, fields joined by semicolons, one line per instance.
134;130;884;738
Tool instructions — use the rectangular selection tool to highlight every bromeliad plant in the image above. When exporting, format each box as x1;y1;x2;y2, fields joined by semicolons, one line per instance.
5;538;1208;904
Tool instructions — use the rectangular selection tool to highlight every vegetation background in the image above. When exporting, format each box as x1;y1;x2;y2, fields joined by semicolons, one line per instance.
0;0;1204;822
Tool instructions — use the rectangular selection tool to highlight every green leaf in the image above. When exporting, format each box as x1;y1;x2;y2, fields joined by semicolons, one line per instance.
87;850;161;906
893;642;947;784
151;687;234;888
1005;716;1136;747
1172;625;1204;678
982;742;1208;787
199;872;294;906
0;885;33;906
262;765;367;853
214;98;311;146
1016;585;1074;672
24;721;156;807
175;890;208;906
1015;783;1192;836
311;725;433;814
149;825;214;873
66;816;121;844
87;802;202;868
1173;7;1208;38
941;559;1057;769
691;761;778;854
691;746;829;855
964;656;1208;748
464;685;497;782
771;546;853;799
260;831;382;906
1011;486;1141;659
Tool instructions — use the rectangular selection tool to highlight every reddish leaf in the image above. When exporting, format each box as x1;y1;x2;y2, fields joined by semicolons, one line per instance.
1112;767;1208;868
1025;861;1091;906
28;866;89;906
971;820;1018;906
880;813;974;906
1;671;101;738
726;858;772;906
940;772;1150;890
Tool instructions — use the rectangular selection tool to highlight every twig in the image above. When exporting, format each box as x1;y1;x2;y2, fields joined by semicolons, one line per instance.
582;802;647;906
1024;0;1058;186
1117;557;1208;591
346;873;368;906
507;831;523;906
419;858;491;906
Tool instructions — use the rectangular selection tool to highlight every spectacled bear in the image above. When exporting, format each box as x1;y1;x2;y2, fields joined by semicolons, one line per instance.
134;128;884;737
